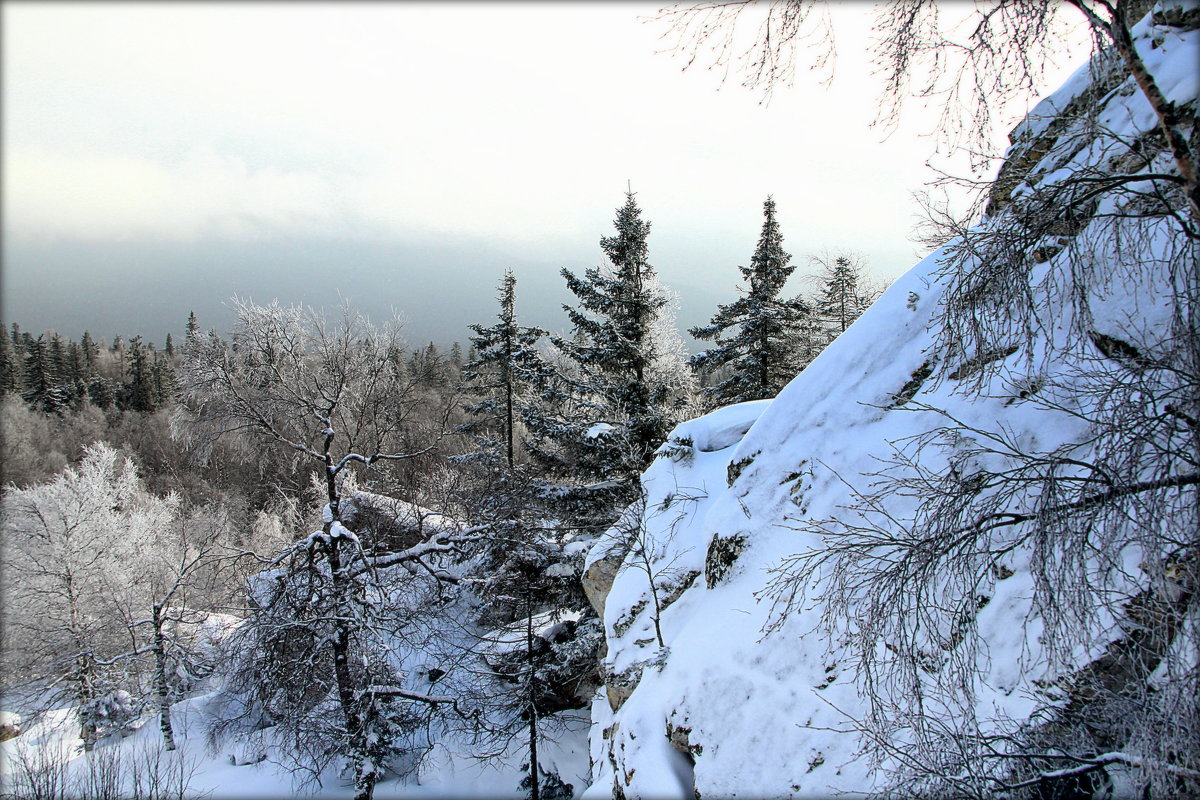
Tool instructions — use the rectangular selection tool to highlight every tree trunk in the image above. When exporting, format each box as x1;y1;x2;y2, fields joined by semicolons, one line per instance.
152;603;176;751
1110;0;1200;221
68;577;98;751
526;588;539;800
325;534;374;800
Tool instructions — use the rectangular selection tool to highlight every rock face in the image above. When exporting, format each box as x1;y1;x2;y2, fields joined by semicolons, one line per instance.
581;544;625;620
583;10;1198;799
0;711;21;742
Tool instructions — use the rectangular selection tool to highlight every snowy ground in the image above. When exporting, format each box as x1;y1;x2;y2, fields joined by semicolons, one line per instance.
0;693;590;798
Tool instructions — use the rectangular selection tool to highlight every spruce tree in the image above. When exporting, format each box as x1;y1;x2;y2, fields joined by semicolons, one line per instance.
690;197;817;406
0;327;21;396
23;336;67;413
532;191;691;533
815;254;872;335
460;270;548;471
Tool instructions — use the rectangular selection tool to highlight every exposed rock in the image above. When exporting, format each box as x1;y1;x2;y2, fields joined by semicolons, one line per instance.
0;711;21;742
659;570;701;610
667;721;703;761
604;662;645;713
583;545;626;618
704;534;747;589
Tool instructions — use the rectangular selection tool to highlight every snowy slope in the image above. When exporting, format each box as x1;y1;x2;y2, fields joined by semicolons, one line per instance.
585;10;1198;799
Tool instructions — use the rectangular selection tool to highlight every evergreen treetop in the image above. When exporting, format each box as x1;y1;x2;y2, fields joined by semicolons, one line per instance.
529;191;691;534
690;197;817;406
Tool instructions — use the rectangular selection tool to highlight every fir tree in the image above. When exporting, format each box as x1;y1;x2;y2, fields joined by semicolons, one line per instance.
80;331;99;372
87;376;115;409
151;346;175;407
690;197;818;406
409;342;448;388
183;312;201;356
47;334;68;394
122;336;157;412
64;340;87;403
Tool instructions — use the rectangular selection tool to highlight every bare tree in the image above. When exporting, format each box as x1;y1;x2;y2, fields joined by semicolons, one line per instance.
174;299;477;800
1;443;177;750
131;503;247;752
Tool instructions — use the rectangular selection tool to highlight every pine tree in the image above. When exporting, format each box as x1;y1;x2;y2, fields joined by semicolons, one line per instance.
690;197;818;406
532;191;692;533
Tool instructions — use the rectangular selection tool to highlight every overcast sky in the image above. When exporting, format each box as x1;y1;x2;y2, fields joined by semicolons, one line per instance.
2;2;1090;348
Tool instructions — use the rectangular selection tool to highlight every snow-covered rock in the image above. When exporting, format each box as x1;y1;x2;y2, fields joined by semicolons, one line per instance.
587;9;1198;798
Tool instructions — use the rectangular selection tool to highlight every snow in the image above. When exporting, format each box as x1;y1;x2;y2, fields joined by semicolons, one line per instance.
1;673;591;799
480;609;584;657
585;13;1196;798
3;9;1192;800
585;423;616;439
657;399;770;453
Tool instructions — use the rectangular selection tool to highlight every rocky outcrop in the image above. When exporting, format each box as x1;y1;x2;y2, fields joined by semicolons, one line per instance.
582;544;625;619
584;8;1198;798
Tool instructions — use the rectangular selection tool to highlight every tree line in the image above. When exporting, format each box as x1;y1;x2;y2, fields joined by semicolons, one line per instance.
1;193;876;799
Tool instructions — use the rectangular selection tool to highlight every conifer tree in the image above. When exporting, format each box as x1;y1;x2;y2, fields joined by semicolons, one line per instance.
80;331;99;372
460;271;548;471
532;191;692;533
0;327;21;397
122;336;157;412
814;253;875;335
22;336;67;414
87;375;115;409
64;340;87;403
690;197;818;406
184;312;200;352
151;346;175;407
